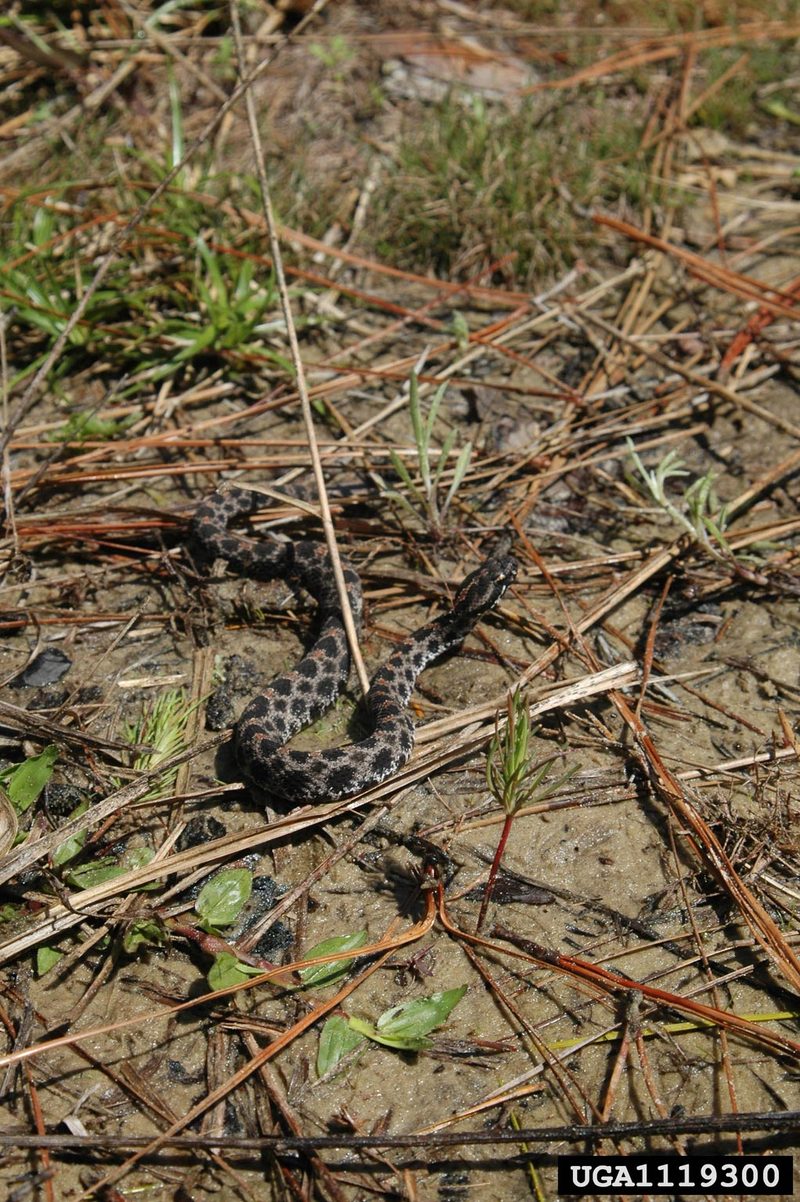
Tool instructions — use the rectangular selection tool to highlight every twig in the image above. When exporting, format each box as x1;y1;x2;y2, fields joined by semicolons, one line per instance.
230;1;368;696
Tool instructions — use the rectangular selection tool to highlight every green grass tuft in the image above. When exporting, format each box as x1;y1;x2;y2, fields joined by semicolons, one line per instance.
372;93;653;286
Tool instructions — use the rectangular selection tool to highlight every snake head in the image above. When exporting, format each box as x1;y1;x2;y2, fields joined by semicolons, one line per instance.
453;555;517;619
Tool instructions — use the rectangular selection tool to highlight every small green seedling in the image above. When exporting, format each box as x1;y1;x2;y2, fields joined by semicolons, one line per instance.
297;930;369;989
309;34;354;76
51;797;91;867
626;439;732;563
194;868;256;990
761;98;800;126
451;311;470;351
47;410;139;443
36;946;63;977
207;953;266;993
317;1014;366;1076
122;918;167;956
387;369;472;537
349;984;468;1050
479;689;577;932
62;845;155;890
317;983;467;1076
123;687;198;799
160;238;280;369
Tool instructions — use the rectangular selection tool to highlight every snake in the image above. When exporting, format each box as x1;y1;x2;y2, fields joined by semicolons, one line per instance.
190;485;517;804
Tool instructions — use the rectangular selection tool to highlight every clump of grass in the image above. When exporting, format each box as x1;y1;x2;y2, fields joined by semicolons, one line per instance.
385;369;472;539
155;236;283;374
693;45;798;137
0;180;292;396
372;93;651;286
0;193;285;395
0;197;134;388
0;67;294;399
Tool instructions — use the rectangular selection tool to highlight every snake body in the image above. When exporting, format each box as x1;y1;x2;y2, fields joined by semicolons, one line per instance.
191;486;517;804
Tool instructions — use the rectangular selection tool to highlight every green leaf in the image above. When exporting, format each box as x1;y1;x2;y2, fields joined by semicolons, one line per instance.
317;1015;365;1076
346;985;468;1052
4;745;58;813
298;930;368;988
377;985;468;1040
122;845;159;889
432;427;458;491
62;843;155;886
382;488;420;522
32;203;56;246
308;33;353;70
442;440;472;515
47;411;138;443
122;919;165;955
197;236;227;307
762;98;800;126
64;856;122;889
233;258;254;302
346;1014;431;1052
123;846;155;871
52;798;90;866
261;349;295;377
408;370;424;450
424;380;448;448
207;951;265;992
174;322;220;361
36;946;62;976
195;869;253;929
388;449;417;493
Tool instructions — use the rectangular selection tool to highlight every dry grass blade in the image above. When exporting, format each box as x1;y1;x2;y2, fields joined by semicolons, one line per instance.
612;691;800;995
0;699;144;756
230;0;368;696
595;214;800;319
435;890;800;1063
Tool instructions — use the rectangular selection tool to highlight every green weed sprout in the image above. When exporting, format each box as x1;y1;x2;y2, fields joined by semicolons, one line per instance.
124;687;198;799
478;689;577;932
626;439;732;563
309;34;354;76
0;200;129;386
160;237;281;369
387;370;472;537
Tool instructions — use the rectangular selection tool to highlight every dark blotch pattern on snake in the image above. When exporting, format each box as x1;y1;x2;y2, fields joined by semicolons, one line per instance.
191;486;517;804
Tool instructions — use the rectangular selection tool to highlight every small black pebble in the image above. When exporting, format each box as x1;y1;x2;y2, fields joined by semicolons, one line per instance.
10;647;72;688
176;816;227;852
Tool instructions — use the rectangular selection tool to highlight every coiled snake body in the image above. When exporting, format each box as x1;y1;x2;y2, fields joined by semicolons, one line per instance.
191;486;517;804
